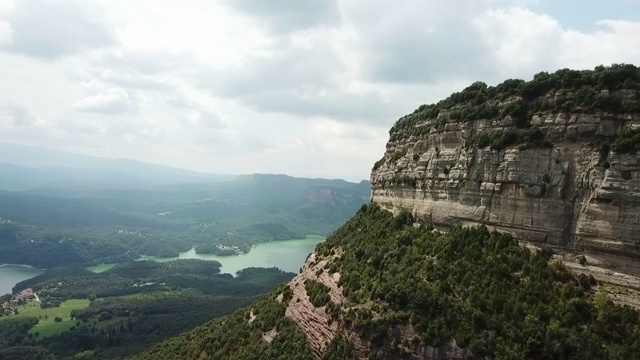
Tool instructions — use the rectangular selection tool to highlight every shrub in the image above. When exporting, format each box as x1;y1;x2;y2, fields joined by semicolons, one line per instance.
304;279;331;307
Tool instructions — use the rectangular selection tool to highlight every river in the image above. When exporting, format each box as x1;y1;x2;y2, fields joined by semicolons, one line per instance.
93;235;326;275
0;264;44;295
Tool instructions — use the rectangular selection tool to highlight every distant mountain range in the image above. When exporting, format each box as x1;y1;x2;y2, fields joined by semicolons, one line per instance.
0;144;371;268
0;143;234;190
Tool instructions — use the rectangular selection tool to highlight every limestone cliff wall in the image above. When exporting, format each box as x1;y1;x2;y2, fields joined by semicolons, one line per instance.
371;111;640;271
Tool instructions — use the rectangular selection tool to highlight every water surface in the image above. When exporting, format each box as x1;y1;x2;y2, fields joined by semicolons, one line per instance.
138;235;325;275
0;265;44;295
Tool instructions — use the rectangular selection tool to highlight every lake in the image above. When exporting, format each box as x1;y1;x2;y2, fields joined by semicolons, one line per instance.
0;264;44;295
1;236;325;294
93;235;326;275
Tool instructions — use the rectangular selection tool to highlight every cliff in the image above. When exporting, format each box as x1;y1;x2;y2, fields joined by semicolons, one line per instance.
371;65;640;274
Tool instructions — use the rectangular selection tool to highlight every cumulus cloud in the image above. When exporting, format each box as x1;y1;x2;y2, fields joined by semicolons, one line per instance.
474;7;640;80
1;0;115;60
339;0;496;83
196;26;397;124
187;110;228;129
74;85;134;114
221;0;342;34
0;100;37;126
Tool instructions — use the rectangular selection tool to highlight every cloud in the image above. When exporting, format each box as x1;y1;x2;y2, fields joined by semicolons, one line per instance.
339;0;496;84
236;88;393;123
1;0;640;179
196;28;396;124
474;7;640;79
221;0;342;34
74;85;134;114
188;110;228;129
0;19;9;45
1;0;115;60
0;100;37;126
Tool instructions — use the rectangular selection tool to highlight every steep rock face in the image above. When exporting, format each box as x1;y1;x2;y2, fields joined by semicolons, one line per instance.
371;111;640;271
284;252;343;358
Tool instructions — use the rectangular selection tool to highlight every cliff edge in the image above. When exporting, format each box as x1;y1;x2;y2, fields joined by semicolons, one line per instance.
371;65;640;274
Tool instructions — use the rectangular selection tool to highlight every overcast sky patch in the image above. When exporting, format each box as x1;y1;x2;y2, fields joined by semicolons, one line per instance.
1;0;115;60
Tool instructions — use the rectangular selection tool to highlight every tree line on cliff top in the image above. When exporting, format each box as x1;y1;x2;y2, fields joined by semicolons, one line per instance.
390;64;640;138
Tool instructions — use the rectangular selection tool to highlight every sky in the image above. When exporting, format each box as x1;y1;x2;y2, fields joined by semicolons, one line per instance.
0;0;639;181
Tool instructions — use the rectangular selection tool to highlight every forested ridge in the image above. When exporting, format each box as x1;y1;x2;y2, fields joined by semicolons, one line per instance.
135;204;640;360
391;64;640;137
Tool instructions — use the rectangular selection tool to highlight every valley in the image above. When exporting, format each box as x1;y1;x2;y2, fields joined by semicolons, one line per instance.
1;236;325;295
0;174;368;269
0;149;364;359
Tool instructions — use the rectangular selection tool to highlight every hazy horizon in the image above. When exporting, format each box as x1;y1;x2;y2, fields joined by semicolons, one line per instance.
0;142;369;183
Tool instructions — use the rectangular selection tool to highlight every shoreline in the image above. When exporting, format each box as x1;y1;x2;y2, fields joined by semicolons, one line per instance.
0;263;43;271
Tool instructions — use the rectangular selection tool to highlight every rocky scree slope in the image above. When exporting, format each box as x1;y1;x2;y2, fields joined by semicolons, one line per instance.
371;65;640;274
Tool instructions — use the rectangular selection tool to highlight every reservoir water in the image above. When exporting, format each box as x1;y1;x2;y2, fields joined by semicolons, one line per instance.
0;264;44;295
2;236;325;294
89;235;326;275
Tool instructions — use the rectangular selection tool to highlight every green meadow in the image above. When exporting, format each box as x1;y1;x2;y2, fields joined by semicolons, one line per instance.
0;299;90;337
85;263;117;273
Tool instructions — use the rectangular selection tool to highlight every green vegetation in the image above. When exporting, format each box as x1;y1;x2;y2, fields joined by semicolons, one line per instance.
135;204;640;359
0;346;55;360
466;126;552;151
0;175;368;269
611;128;640;153
389;64;640;140
322;334;356;360
136;287;315;360
85;263;117;273
304;279;331;307
317;205;640;358
0;300;90;337
194;242;250;256
0;318;39;348
0;260;297;359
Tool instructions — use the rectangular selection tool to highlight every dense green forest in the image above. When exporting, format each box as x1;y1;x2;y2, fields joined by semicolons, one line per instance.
0;260;295;359
0;175;369;268
136;204;640;359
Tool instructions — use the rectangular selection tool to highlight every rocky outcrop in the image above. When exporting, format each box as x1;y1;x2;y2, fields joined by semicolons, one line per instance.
285;254;477;359
371;111;640;272
284;252;343;358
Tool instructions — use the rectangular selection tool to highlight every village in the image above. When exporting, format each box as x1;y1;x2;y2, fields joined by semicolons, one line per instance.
0;287;39;316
